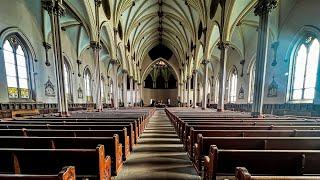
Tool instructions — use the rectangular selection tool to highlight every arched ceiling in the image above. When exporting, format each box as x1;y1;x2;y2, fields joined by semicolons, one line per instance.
39;0;274;82
119;0;199;68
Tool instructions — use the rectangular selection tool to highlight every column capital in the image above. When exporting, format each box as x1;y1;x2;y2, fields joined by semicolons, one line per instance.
192;69;198;75
42;0;65;16
94;0;102;7
129;76;133;79
122;69;128;74
254;0;277;16
137;83;142;86
187;76;191;79
110;59;120;65
90;41;102;50
217;41;230;50
43;42;52;50
179;83;183;86
134;80;138;83
201;59;210;65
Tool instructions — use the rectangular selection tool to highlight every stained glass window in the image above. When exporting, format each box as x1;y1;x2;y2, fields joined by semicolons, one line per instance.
291;35;319;100
3;36;30;99
214;79;219;103
228;68;237;103
249;63;256;103
101;77;105;102
63;60;72;102
84;68;92;102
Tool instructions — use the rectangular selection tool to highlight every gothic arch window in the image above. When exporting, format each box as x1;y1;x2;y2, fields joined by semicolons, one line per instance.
249;62;256;103
84;68;92;102
63;58;72;102
3;35;30;99
228;67;238;103
214;78;219;103
290;34;319;101
101;76;105;102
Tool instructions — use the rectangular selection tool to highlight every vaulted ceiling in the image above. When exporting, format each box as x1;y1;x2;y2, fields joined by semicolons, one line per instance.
37;0;296;82
120;0;199;67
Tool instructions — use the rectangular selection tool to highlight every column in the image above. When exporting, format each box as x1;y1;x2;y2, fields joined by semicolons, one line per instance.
187;76;191;107
122;70;128;108
42;0;68;116
202;60;209;110
252;0;277;117
179;82;183;107
217;42;229;112
138;83;142;106
134;80;138;106
129;76;133;106
193;70;198;108
91;41;102;111
182;80;186;106
92;0;103;111
111;59;119;109
197;83;201;105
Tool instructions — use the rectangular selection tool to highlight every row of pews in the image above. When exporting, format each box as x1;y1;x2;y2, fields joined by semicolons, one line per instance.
165;108;320;180
0;108;155;180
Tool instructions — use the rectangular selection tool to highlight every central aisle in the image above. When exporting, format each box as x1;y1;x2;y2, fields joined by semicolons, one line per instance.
115;109;200;180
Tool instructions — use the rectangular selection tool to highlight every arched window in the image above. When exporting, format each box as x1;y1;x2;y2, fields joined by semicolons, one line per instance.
63;59;72;102
291;35;319;101
101;77;105;102
249;63;256;103
228;68;238;103
3;36;30;99
214;79;219;103
84;68;92;102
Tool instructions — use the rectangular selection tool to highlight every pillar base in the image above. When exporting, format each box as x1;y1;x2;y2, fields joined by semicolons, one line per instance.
58;112;70;117
251;112;265;118
202;107;206;110
217;108;224;112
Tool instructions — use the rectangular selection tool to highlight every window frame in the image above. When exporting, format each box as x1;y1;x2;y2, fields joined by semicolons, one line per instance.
3;35;31;100
84;68;92;102
289;34;320;102
248;62;256;103
63;58;73;103
228;67;238;103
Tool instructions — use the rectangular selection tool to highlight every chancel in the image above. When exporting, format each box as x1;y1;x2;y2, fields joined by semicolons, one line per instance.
0;0;320;180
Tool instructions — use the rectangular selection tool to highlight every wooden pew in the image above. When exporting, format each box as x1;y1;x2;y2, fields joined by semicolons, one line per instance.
5;120;140;141
0;136;122;176
203;145;320;180
0;145;111;180
0;128;133;153
187;129;320;158
0;166;75;180
194;136;320;173
0;124;138;144
182;125;320;146
235;167;320;180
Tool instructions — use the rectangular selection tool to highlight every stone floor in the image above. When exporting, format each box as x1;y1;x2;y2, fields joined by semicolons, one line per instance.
114;109;201;180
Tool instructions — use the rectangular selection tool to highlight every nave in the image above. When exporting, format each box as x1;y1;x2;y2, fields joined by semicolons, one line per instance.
115;110;200;180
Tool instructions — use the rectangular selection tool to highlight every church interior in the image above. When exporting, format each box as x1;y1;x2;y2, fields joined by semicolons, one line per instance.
0;0;320;179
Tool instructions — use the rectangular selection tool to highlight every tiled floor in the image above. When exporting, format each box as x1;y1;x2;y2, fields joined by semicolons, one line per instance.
114;109;201;180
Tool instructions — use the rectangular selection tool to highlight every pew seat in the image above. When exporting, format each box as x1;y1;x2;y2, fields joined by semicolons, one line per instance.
0;166;75;180
236;167;320;180
0;145;111;180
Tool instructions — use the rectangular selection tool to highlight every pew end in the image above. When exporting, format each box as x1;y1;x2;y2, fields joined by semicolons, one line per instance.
58;166;76;180
203;145;218;180
236;167;252;180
